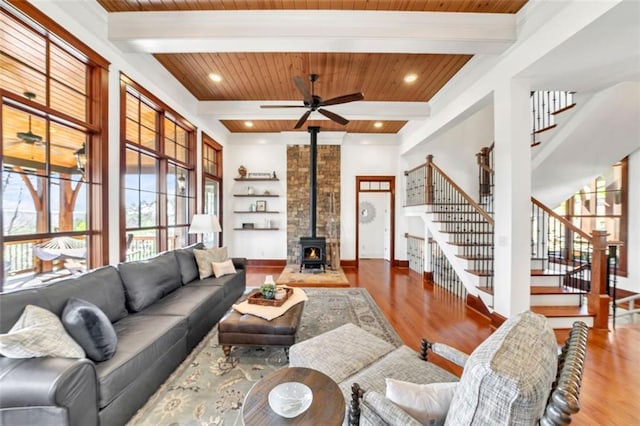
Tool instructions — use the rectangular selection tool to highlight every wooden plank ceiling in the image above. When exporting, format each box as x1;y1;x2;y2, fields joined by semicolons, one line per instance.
222;119;406;133
96;0;528;134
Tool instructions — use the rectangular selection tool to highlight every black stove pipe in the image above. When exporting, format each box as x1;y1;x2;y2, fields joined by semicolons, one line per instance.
308;126;320;238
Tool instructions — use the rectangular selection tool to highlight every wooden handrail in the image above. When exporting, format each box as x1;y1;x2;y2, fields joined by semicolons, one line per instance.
531;197;592;241
404;233;425;241
478;163;494;174
404;162;427;175
430;162;494;225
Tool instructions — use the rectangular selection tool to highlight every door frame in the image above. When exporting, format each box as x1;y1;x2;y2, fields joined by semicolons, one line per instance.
355;176;395;268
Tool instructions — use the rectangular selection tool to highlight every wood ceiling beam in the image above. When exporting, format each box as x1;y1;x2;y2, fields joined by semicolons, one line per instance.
108;11;516;55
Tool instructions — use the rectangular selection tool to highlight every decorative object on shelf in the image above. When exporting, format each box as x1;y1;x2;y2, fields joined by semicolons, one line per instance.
359;201;376;224
273;171;277;179
249;203;255;212
256;200;267;212
249;172;273;179
188;214;222;247
247;186;254;195
238;165;247;178
242;223;254;229
264;190;270;195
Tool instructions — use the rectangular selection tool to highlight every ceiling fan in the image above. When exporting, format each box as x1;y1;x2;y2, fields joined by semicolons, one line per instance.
260;74;364;129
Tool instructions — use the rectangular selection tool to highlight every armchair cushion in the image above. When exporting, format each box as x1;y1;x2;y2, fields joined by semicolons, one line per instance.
385;379;457;426
360;390;422;426
444;311;557;426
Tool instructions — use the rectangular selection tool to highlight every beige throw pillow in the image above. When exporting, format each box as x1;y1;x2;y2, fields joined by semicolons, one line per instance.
0;305;85;359
212;259;237;278
193;246;228;279
385;378;458;426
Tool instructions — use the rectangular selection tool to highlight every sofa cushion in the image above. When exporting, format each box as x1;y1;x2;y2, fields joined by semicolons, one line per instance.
186;270;245;297
62;298;117;362
386;379;457;426
174;242;205;285
29;266;128;323
193;247;228;279
0;305;85;359
139;285;226;330
118;252;182;312
94;313;187;408
444;311;557;426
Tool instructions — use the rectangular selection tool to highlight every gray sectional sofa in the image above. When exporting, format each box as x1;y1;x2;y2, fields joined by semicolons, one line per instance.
0;243;246;426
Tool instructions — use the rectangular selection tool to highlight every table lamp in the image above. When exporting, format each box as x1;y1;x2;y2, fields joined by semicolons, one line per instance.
188;214;222;247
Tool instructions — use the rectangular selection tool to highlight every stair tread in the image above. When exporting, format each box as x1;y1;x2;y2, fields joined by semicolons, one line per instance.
432;220;488;223
448;242;493;246
531;305;593;317
429;202;471;206
465;269;493;276
440;230;493;234
551;103;576;115
530;286;587;295
534;123;557;134
530;269;566;277
457;255;493;260
477;286;493;295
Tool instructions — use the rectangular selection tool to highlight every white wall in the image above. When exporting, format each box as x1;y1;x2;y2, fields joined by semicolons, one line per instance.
358;192;389;258
224;138;287;259
341;141;402;261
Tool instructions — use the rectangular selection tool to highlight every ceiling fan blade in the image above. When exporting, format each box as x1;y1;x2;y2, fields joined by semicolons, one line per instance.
321;92;364;107
318;108;349;126
260;105;306;109
293;76;313;104
294;110;312;129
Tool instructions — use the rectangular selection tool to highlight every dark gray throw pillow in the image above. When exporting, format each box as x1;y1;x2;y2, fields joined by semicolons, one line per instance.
62;297;117;362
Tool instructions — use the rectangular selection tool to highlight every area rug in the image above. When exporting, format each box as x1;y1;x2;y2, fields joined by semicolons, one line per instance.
127;288;401;425
275;264;349;286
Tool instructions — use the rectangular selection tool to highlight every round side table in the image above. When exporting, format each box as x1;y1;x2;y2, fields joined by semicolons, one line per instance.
242;367;345;425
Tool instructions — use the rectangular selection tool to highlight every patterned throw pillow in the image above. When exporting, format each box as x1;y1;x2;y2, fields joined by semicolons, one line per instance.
211;259;236;278
0;305;85;359
193;246;228;279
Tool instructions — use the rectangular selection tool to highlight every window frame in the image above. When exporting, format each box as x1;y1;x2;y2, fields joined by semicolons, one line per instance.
201;133;223;246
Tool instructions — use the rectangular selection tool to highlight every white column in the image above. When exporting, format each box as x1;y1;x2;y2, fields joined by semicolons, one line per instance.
493;78;531;317
108;70;122;266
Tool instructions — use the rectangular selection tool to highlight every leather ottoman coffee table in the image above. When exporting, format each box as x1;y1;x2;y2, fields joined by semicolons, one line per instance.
218;301;305;360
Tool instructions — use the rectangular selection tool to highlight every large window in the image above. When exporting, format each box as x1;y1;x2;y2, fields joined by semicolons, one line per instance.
202;133;223;247
556;158;628;275
121;76;195;261
1;3;108;292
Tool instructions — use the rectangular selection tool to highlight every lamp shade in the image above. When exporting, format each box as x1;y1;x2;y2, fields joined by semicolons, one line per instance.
188;214;222;234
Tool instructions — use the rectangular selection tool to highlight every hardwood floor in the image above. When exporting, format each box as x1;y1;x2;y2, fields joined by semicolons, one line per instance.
247;259;639;425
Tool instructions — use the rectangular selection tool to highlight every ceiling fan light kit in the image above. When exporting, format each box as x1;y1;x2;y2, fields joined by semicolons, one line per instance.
260;74;364;129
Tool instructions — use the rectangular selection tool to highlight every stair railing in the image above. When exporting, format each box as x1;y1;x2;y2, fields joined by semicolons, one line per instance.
404;163;427;206
531;90;575;146
532;198;610;329
428;237;468;299
476;142;494;215
404;233;425;276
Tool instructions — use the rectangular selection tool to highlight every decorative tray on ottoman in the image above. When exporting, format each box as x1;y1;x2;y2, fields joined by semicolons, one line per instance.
247;287;292;307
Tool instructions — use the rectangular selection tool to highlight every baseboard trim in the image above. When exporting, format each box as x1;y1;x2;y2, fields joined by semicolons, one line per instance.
423;272;434;289
245;259;286;267
466;294;491;319
394;260;409;268
340;260;357;268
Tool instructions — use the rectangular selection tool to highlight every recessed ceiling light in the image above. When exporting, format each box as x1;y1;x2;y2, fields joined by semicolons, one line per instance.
209;73;222;82
244;121;254;128
404;74;418;83
374;122;383;128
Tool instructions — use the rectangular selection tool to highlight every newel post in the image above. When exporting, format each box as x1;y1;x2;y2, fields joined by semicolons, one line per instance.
588;230;610;329
425;155;434;205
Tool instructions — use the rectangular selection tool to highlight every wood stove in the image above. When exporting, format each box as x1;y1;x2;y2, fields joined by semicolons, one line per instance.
299;126;327;272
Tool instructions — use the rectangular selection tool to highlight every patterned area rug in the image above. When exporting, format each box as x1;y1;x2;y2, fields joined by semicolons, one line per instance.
275;264;349;286
127;288;401;425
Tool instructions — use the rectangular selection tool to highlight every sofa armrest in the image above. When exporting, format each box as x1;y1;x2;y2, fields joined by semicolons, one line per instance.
0;357;99;426
420;339;469;368
349;383;421;426
232;257;247;271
